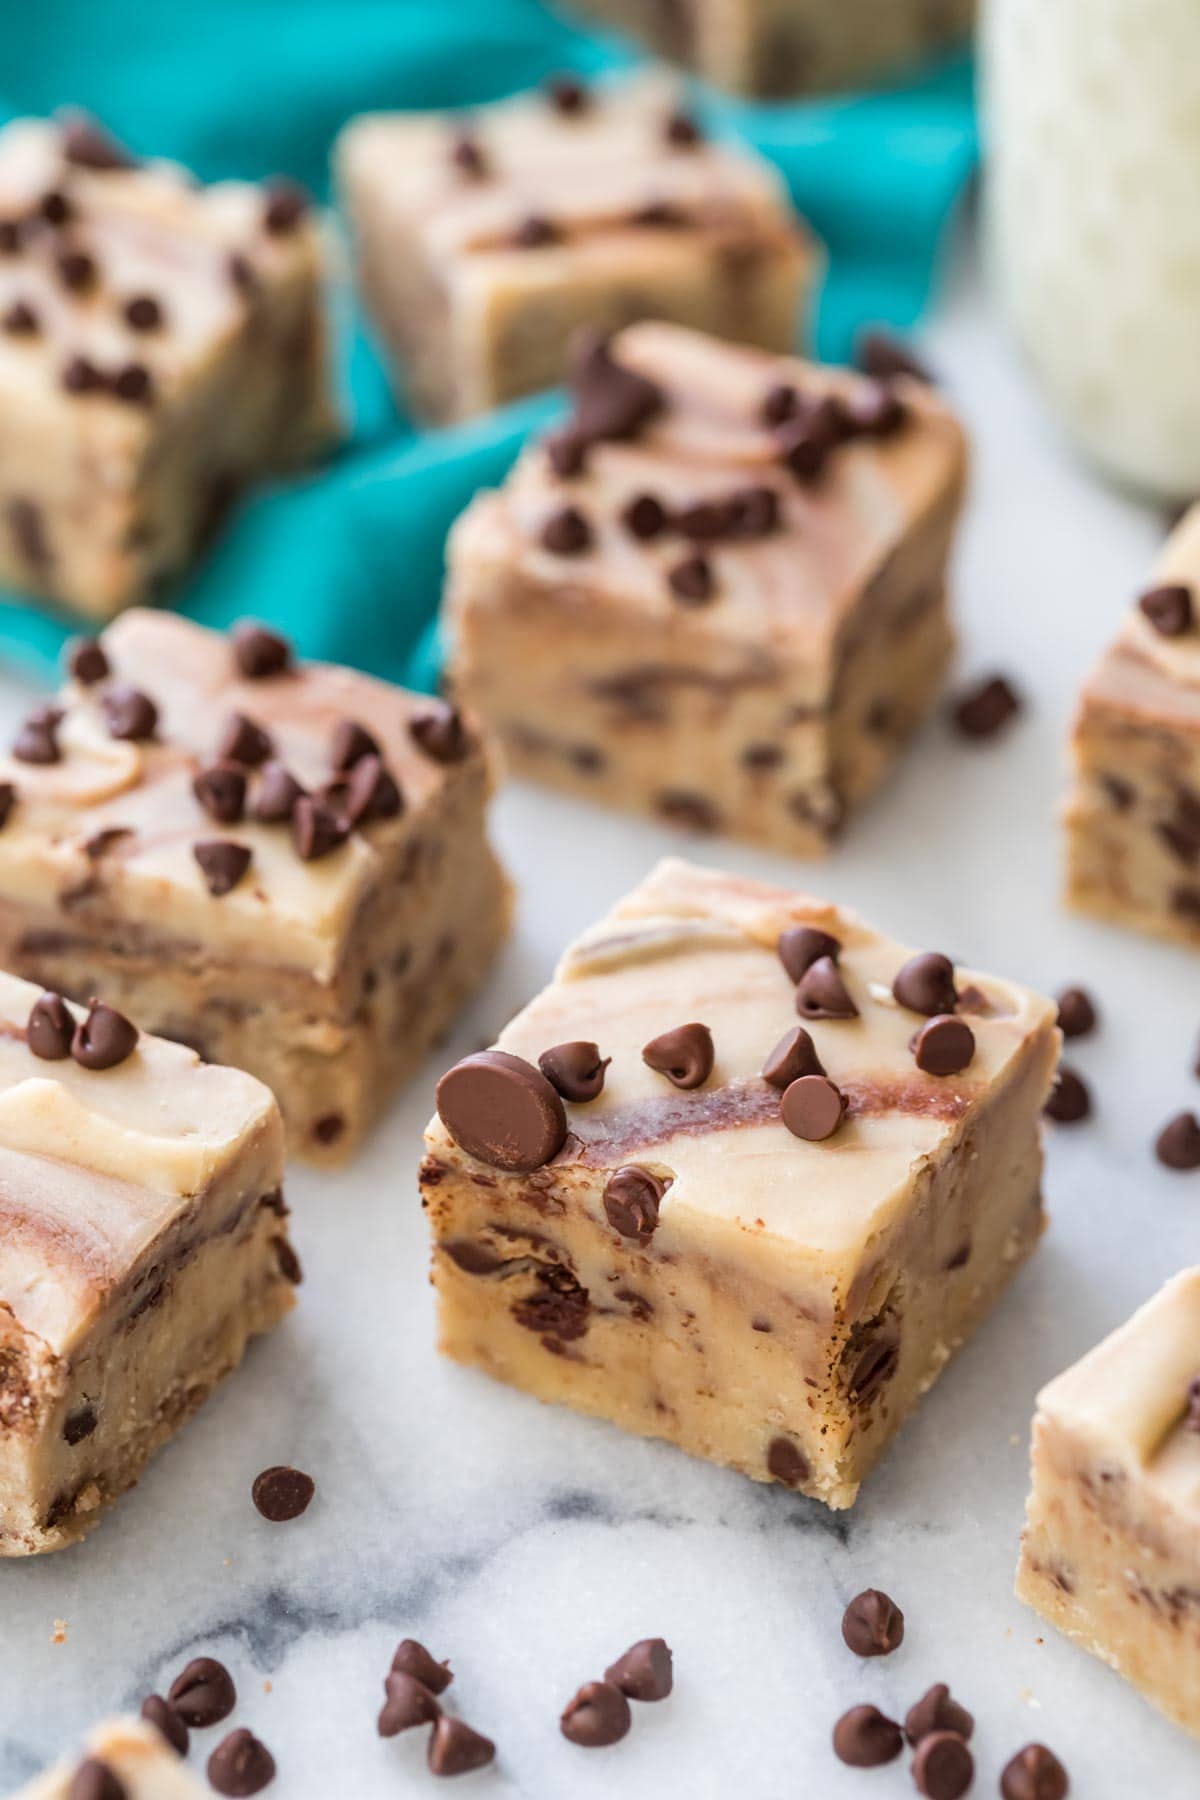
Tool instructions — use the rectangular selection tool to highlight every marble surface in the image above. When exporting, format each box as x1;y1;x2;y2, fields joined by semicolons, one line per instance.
1;242;1198;1798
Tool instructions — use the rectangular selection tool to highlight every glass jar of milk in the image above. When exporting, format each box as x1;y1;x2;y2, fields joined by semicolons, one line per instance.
982;0;1200;501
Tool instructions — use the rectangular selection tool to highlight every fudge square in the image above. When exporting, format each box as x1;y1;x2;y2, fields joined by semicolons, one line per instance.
0;111;335;620
0;611;510;1163
422;859;1057;1508
1016;1268;1200;1736
13;1718;205;1797
334;71;815;423
0;970;297;1555
1065;502;1200;949
447;321;966;854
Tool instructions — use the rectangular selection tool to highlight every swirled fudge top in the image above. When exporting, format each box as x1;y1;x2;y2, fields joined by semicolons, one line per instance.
0;611;487;981
1083;502;1200;735
1035;1269;1200;1515
336;70;810;264
13;1717;206;1798
449;322;966;695
427;859;1056;1280
0;111;323;415
0;967;282;1355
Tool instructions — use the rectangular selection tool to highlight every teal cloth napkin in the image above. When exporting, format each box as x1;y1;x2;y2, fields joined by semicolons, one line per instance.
0;0;976;690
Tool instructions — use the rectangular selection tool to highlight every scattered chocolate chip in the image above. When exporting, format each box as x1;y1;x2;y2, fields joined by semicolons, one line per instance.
66;1760;126;1800
1138;582;1194;637
538;1040;609;1102
57;248;97;292
781;1073;846;1141
1000;1744;1069;1800
913;1015;975;1077
251;1464;315;1521
728;485;780;537
1055;986;1097;1039
893;951;957;1016
777;924;840;983
905;1685;974;1747
1155;1109;1200;1169
761;1024;823;1089
391;1640;453;1694
326;718;377;774
194;840;252;897
622;492;669;539
378;1670;441;1736
262;178;309;235
842;1589;904;1657
762;382;801;426
541;504;593;555
193;763;247;824
63;1403;97;1444
409;703;469;764
603;1638;672;1702
60;112;136;171
427;1716;495;1778
514;212;560;248
795;955;858;1020
2;299;38;335
0;783;14;830
343;754;402;826
102;684;158;740
40;189;73;227
207;1727;275;1796
110;361;154;405
547;74;590;114
676;499;729;541
664;109;702;148
219;711;273;767
832;1705;903;1768
292;796;349;861
62;354;105;395
436;1048;567;1172
767;1435;809;1487
912;1729;973;1798
168;1656;236;1727
561;1680;632;1747
140;1694;189;1756
642;1021;714;1089
567;329;664;446
603;1165;666;1243
27;992;73;1060
70;999;138;1071
1044;1066;1091;1123
450;133;488;178
12;705;62;765
232;621;292;679
253;762;305;824
667;552;714;604
67;636;109;685
857;328;934;385
777;419;829;483
123;293;163;331
951;673;1021;739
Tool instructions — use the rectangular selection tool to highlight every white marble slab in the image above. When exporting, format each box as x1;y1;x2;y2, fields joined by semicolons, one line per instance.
0;244;1197;1796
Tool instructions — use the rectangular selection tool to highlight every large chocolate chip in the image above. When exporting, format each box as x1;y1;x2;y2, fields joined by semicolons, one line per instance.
795;956;858;1019
207;1727;275;1796
219;711;273;768
168;1656;236;1727
842;1589;904;1657
436;1049;567;1172
832;1705;903;1768
63;1404;97;1444
66;1760;127;1800
905;1685;974;1747
103;684;158;741
777;924;840;982
391;1640;453;1694
254;762;305;824
342;754;402;826
68;637;109;685
1044;1066;1091;1123
1055;985;1097;1039
232;621;292;678
409;703;469;764
604;1638;672;1702
13;705;62;765
781;1074;845;1141
27;992;73;1060
913;1015;975;1077
560;1680;631;1747
1138;582;1194;637
1155;1110;1200;1169
541;505;592;555
378;1670;441;1737
641;1021;713;1089
567;329;664;445
428;1716;495;1777
761;1025;823;1089
603;1165;666;1243
193;763;247;824
292;796;349;861
912;1730;974;1798
1000;1744;1069;1800
251;1465;314;1522
70;1000;138;1071
538;1040;610;1102
766;1435;809;1488
331;718;379;772
60;111;136;171
893;951;957;1016
194;840;252;897
951;674;1021;739
140;1694;189;1756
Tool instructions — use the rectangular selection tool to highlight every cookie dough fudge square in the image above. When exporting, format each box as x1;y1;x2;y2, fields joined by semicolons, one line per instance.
0;111;336;620
0;611;510;1163
1016;1269;1200;1736
334;71;815;423
1065;502;1200;948
422;859;1057;1508
0;973;297;1556
12;1718;205;1796
447;321;966;853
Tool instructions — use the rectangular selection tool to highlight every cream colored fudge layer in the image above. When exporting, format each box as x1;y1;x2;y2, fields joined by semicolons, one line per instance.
335;72;815;422
423;858;1057;1508
1064;503;1200;949
0;970;296;1555
0;611;511;1162
1017;1268;1200;1736
562;0;974;96
10;1719;203;1797
0;116;336;619
448;321;965;853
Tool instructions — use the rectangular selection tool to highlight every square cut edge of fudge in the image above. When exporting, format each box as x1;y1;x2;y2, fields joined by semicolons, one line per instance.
1064;501;1200;949
421;856;1058;1509
0;112;338;620
12;1717;205;1797
446;319;967;854
334;69;817;423
1016;1267;1200;1737
0;610;511;1164
0;970;298;1556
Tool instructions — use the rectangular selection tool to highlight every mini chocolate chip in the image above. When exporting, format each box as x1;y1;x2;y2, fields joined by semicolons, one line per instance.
207;1727;275;1796
766;1435;809;1488
603;1638;672;1702
762;382;801;426
842;1589;904;1657
60;113;135;171
168;1656;236;1727
103;684;157;741
343;754;402;826
232;621;292;678
450;133;488;178
668;552;714;604
546;426;586;478
541;504;592;555
951;673;1021;739
0;783;14;830
622;492;668;539
1155;1110;1200;1169
560;1680;631;1747
728;485;780;536
913;1015;975;1077
849;380;907;436
140;1694;189;1756
194;840;252;897
123;293;163;331
12;705;62;765
832;1705;903;1768
795;955;858;1020
778;420;829;483
913;1730;973;1798
427;1716;495;1777
642;1021;713;1089
392;1640;453;1693
193;763;247;824
893;951;958;1016
777;924;840;982
70;999;138;1071
2;299;38;335
1044;1066;1091;1123
1056;985;1097;1038
219;711;273;767
547;74;590;114
0;219;23;254
262;177;309;234
1138;582;1194;637
603;1165;666;1242
62;354;105;395
632;199;688;227
67;1760;127;1800
1186;1376;1200;1431
228;251;257;293
857;328;934;385
409;703;469;764
761;1025;823;1089
905;1685;974;1747
514;212;560;248
292;796;349;861
254;762;305;824
28;992;73;1060
436;1049;567;1172
63;1403;97;1444
664;109;702;147
676;499;730;540
251;1465;314;1521
110;362;154;405
1000;1744;1069;1800
781;1073;845;1141
538;1040;610;1102
378;1670;441;1736
68;637;109;684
